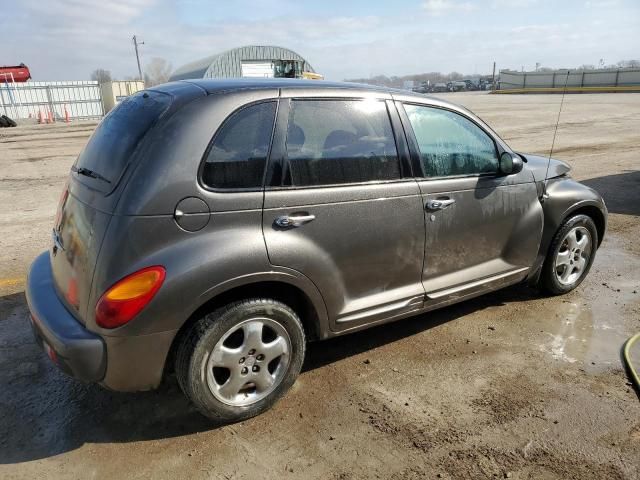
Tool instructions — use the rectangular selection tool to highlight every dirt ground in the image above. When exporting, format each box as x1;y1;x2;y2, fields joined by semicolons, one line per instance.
0;92;639;479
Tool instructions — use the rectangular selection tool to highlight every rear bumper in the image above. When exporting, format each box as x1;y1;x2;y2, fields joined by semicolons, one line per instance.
26;251;106;382
27;251;176;391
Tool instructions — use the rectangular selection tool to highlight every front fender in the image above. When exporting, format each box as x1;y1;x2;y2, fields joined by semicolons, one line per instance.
529;177;607;281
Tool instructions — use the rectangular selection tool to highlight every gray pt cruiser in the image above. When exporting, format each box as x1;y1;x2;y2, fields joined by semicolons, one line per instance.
26;79;607;421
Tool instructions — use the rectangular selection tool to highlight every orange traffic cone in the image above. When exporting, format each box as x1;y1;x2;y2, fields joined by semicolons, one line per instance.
64;105;70;124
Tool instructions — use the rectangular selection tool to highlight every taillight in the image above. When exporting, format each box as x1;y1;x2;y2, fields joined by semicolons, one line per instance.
95;266;166;329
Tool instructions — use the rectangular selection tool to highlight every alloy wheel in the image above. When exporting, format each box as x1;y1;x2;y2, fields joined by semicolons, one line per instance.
554;226;592;286
205;318;291;406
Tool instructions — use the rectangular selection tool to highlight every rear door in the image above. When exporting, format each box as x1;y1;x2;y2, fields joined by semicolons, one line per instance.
398;101;543;300
262;97;426;332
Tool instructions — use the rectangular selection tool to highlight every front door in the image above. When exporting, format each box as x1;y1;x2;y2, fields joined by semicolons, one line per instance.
263;98;426;331
399;102;543;300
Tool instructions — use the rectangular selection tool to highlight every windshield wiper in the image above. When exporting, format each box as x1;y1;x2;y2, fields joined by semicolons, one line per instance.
71;166;111;184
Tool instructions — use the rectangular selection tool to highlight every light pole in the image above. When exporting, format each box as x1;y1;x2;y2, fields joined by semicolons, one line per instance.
133;35;145;83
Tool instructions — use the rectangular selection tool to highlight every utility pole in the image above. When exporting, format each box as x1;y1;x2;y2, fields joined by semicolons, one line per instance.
132;35;145;83
491;61;496;92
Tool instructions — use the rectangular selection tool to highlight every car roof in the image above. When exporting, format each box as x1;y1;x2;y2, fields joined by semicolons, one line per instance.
178;78;390;93
148;78;490;140
170;78;442;103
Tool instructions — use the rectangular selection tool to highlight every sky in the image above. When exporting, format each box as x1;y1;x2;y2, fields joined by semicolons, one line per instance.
2;0;639;81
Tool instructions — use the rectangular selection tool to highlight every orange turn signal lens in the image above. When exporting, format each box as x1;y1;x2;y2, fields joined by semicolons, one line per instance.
104;269;164;301
95;266;166;329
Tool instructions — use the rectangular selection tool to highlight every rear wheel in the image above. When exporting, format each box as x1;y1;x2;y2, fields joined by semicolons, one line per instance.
539;214;598;295
175;299;305;422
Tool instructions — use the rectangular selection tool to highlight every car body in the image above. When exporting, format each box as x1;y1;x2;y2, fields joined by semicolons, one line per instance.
462;79;480;91
26;79;606;419
447;81;467;92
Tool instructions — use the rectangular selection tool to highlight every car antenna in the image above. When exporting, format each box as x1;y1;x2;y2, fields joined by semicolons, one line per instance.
543;69;570;200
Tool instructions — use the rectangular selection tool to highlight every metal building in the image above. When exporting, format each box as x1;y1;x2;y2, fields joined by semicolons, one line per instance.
170;45;317;81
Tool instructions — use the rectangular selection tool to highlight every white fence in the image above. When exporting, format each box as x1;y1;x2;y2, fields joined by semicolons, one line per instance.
0;81;104;120
499;68;640;90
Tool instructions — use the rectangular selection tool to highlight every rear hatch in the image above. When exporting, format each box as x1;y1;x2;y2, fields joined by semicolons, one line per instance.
50;90;172;324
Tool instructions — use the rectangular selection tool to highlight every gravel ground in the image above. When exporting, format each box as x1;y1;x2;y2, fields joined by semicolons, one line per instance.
0;92;639;479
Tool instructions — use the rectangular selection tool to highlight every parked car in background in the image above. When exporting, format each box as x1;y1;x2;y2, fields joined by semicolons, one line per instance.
447;81;467;92
463;79;479;91
27;79;607;422
412;81;430;94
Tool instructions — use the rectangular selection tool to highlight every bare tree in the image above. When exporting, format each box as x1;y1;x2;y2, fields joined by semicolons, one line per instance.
90;68;112;83
617;59;640;68
144;58;172;87
346;70;470;88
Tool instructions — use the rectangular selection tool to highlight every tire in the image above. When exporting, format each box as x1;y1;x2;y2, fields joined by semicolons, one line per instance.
539;214;598;295
1;115;17;127
175;298;306;423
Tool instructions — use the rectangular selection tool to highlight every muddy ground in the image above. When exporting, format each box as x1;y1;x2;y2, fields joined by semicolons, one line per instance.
0;92;639;479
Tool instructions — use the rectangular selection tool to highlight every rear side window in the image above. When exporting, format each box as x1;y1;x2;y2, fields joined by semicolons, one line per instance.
202;101;277;189
284;100;401;187
404;104;498;177
75;90;171;186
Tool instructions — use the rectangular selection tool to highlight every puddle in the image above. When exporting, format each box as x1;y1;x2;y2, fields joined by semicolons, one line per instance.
538;301;629;373
537;235;639;373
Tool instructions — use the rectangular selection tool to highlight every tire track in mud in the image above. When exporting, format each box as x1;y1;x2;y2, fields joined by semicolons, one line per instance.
441;445;626;480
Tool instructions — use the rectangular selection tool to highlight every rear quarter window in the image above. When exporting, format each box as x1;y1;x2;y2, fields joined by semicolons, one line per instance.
201;101;277;190
74;90;172;188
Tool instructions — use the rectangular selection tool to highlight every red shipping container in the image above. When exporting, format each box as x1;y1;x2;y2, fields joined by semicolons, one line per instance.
0;63;31;83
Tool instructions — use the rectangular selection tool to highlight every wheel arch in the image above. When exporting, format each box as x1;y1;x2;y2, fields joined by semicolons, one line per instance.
528;180;607;284
561;203;606;247
165;273;329;377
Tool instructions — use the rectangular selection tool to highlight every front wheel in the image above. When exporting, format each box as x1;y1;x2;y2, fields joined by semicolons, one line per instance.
175;299;306;423
539;214;598;295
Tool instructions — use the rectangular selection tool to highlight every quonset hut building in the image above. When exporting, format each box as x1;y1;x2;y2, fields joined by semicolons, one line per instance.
169;45;318;81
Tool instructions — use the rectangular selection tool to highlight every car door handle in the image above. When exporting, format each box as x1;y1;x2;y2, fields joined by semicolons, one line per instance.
426;198;456;211
275;214;316;228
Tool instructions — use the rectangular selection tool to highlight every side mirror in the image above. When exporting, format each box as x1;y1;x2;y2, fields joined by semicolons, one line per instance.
500;152;524;175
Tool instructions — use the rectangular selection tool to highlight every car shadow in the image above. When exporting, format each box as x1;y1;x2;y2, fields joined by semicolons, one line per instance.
581;170;640;216
0;286;538;464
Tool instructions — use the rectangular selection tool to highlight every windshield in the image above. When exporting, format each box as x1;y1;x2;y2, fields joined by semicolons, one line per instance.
74;90;171;187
